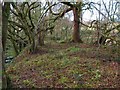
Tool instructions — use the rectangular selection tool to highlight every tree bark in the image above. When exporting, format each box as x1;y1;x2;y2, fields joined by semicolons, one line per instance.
2;2;10;89
72;7;83;43
94;35;107;46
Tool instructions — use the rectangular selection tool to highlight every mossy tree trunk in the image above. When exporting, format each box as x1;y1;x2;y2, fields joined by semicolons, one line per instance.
9;2;39;53
2;2;10;89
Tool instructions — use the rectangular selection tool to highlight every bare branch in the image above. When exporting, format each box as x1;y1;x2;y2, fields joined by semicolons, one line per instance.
61;2;73;7
9;20;25;30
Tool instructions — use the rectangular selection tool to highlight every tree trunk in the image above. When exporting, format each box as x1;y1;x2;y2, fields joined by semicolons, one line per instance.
94;23;107;45
2;2;10;89
94;35;106;45
72;7;83;43
98;35;106;45
38;31;44;46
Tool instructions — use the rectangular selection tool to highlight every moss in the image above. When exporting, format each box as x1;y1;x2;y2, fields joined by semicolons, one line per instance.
23;79;33;87
66;46;80;52
5;43;119;88
58;76;69;84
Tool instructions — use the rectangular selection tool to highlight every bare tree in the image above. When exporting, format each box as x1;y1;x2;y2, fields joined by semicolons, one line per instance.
90;0;120;45
49;2;83;43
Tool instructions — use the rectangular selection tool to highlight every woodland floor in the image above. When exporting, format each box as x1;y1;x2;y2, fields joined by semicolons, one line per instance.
6;42;120;88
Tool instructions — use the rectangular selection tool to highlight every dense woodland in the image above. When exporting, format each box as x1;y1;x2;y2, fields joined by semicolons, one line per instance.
1;0;120;88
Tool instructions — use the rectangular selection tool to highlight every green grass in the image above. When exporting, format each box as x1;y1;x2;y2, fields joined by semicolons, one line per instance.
66;46;80;52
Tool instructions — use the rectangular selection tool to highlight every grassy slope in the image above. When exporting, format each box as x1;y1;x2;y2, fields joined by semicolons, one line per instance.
6;43;120;88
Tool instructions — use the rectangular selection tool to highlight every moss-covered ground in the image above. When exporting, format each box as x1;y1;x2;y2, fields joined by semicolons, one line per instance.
6;43;120;88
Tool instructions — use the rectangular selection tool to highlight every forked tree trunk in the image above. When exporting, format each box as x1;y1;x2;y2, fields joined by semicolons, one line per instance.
72;7;83;43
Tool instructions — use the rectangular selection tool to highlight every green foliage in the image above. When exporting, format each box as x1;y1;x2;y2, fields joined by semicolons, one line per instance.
58;76;69;84
23;79;35;88
6;40;16;57
66;46;80;52
91;70;101;81
23;79;32;86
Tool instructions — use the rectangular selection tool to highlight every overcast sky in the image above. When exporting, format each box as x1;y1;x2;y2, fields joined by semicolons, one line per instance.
82;0;109;21
1;0;118;21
